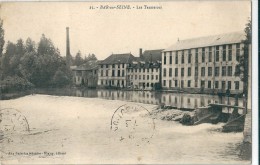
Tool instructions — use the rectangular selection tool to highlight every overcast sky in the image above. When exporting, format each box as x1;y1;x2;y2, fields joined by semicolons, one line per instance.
0;1;251;60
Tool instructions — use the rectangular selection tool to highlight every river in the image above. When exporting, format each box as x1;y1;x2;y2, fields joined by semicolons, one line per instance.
0;90;250;164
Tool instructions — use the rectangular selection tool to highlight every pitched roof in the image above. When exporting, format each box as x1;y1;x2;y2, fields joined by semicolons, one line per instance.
141;49;164;62
164;31;246;52
72;60;98;71
99;53;135;64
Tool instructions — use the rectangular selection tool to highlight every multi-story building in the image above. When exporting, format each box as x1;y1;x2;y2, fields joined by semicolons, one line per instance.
98;53;135;88
161;32;245;94
72;60;98;88
126;49;163;90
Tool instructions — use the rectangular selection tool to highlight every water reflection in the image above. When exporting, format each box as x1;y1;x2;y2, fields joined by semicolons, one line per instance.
67;89;245;110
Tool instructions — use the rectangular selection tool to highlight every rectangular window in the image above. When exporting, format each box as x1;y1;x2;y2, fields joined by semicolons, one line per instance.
195;67;198;76
175;52;178;64
139;75;141;80
228;66;232;76
208;67;212;76
151;75;154;80
228;44;232;61
169;68;172;77
235;81;239;90
228;81;231;89
163;80;166;86
188;80;191;87
170;52;172;64
195;79;198;87
222;81;226;89
175;68;178;77
143;75;145;80
188;67;191;76
208;81;211;88
135;75;137;80
163;68;166;77
222;45;226;61
122;64;124;68
202;48;205;62
164;52;166;64
101;65;103;68
195;48;198;63
112;70;115;77
181;80;184;88
215;81;219;89
188;50;192;63
169;80;172;88
209;47;212;62
201;80;205;87
181;51;184;64
147;75;149;80
156;75;158;80
101;70;103;76
106;70;108;76
222;66;226;76
122;70;125;77
106;65;109;68
118;64;120;68
112;64;115;68
216;46;219;62
188;54;192;63
215;67;219;76
181;68;184;77
175;80;178;87
117;70;120;77
139;68;141;72
201;67;205;77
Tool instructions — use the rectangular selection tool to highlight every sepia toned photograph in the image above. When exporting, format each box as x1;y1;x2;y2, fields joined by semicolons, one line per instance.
0;1;255;164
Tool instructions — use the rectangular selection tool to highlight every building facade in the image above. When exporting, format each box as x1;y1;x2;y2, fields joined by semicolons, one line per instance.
161;32;245;94
72;60;98;88
98;53;135;88
126;49;163;90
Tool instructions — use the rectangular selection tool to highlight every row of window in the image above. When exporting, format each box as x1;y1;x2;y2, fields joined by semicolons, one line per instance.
163;80;240;90
100;64;125;69
163;45;241;65
163;66;233;77
128;68;159;73
129;74;159;81
100;80;125;86
100;70;125;77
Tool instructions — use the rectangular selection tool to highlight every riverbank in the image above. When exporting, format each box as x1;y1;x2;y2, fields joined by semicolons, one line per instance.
0;95;250;164
0;90;33;100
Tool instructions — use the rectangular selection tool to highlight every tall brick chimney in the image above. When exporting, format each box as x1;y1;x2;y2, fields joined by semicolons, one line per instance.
66;27;71;66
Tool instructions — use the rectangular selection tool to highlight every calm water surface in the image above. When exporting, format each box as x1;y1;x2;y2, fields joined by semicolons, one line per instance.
36;88;245;110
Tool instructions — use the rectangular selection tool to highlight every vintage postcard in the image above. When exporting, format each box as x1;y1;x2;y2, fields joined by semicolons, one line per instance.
0;1;256;164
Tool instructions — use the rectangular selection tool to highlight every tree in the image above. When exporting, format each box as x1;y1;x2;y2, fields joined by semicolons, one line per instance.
2;41;16;77
0;18;4;57
85;53;97;62
74;50;84;66
25;37;36;53
0;18;5;79
235;19;251;97
37;34;56;56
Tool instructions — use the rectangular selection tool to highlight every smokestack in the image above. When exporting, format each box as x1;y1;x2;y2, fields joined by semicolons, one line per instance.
139;48;143;58
66;27;71;66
